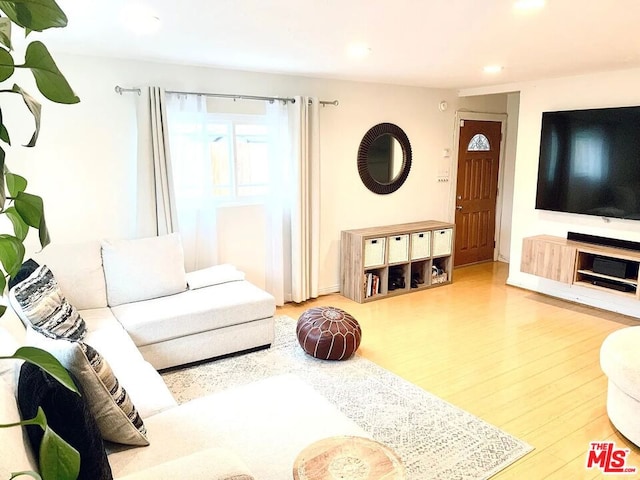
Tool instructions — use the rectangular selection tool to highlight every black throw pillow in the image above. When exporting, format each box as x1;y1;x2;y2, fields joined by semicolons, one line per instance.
9;259;40;289
17;362;113;480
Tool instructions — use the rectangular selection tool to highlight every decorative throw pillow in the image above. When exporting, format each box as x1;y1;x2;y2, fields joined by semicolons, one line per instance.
17;362;113;480
28;333;149;446
9;265;86;341
8;258;40;290
101;233;187;307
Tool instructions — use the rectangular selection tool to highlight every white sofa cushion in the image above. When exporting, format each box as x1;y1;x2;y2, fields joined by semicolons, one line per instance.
33;241;108;310
0;376;38;477
111;280;275;347
101;233;188;307
108;374;367;480
80;308;178;418
186;264;245;290
114;448;254;480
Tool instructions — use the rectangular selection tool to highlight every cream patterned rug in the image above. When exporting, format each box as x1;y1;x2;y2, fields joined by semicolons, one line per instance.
161;316;533;479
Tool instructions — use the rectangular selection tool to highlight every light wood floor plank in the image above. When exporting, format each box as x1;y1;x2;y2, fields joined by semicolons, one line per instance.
278;261;640;478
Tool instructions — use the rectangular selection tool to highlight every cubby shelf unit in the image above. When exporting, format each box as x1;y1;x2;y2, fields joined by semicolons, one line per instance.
340;221;455;303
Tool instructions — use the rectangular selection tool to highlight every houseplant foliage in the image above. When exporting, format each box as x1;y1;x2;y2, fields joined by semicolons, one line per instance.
0;0;79;317
1;348;80;480
0;1;80;479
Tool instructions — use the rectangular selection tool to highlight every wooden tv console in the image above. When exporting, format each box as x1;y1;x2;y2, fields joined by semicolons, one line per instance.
521;235;640;299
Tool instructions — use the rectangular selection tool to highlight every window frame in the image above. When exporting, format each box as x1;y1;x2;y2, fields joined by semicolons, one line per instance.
206;113;271;205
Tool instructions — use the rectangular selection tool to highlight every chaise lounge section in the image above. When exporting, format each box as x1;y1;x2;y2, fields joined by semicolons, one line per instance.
27;233;276;369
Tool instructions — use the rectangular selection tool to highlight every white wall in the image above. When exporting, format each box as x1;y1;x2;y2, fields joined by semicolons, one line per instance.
8;53;506;295
497;92;520;262
503;68;640;317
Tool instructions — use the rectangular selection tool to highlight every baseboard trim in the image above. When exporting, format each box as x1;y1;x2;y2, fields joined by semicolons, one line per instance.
319;284;340;296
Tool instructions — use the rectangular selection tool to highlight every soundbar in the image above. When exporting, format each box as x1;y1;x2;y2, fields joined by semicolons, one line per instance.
567;232;640;252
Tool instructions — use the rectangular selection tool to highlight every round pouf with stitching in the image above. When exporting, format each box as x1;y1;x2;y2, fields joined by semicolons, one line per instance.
296;306;362;360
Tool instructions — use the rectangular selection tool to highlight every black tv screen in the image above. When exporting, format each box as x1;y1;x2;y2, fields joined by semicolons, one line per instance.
535;106;640;220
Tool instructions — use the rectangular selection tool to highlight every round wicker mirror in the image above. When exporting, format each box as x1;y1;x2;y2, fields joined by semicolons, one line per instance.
357;123;412;194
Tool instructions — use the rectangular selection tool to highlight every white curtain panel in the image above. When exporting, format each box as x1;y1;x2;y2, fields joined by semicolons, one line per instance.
165;93;219;272
291;96;320;303
135;87;179;237
265;97;320;305
148;87;179;236
265;100;290;306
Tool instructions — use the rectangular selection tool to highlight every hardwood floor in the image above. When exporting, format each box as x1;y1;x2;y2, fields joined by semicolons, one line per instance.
278;262;640;479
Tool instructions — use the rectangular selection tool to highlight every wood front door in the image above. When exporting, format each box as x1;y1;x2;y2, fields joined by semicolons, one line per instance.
454;120;502;267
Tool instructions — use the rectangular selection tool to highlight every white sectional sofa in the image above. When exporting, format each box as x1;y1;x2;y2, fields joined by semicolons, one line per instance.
0;234;368;479
27;234;276;370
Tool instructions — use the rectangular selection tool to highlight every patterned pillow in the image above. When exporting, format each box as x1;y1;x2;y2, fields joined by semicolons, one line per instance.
9;264;87;341
8;258;40;290
28;333;149;446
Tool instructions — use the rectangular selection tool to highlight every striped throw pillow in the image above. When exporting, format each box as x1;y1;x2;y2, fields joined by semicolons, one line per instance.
10;265;86;341
28;332;149;446
79;342;148;444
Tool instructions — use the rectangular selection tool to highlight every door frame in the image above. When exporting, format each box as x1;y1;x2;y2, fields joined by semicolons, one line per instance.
450;111;508;262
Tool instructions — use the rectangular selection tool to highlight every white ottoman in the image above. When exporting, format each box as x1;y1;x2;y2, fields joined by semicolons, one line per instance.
600;326;640;446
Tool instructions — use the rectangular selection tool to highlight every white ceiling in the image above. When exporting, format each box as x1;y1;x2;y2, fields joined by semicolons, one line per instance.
34;0;640;90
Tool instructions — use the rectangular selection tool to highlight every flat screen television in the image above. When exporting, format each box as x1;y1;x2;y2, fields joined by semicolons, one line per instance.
535;105;640;220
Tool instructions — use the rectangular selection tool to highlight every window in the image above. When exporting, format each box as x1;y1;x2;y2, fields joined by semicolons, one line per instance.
467;133;491;151
171;113;269;202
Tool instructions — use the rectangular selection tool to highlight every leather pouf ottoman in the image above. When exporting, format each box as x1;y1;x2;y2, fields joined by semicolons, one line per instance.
600;326;640;447
296;306;361;360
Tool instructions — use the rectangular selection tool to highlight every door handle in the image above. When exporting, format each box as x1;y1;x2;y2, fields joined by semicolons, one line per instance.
456;205;463;210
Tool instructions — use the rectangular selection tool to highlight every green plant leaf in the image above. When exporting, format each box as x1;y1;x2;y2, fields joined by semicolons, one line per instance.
0;122;10;144
14;191;49;248
10;471;42;479
14;190;42;227
0;268;5;293
6;171;26;195
0;304;6;317
0;233;24;276
38;207;49;247
39;419;80;480
10;85;41;147
0;17;12;50
0;147;5;209
0;0;67;32
21;41;78;104
5;206;28;240
1;347;78;393
0;46;14;82
2;408;80;480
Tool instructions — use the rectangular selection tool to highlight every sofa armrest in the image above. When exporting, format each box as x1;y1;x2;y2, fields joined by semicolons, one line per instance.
186;264;245;290
114;447;254;480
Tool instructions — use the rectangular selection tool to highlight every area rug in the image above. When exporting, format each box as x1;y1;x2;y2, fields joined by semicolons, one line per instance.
161;316;533;479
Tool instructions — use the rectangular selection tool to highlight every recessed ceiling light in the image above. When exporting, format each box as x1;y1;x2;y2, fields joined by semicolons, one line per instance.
483;65;504;74
347;42;372;59
514;0;545;10
120;4;161;35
